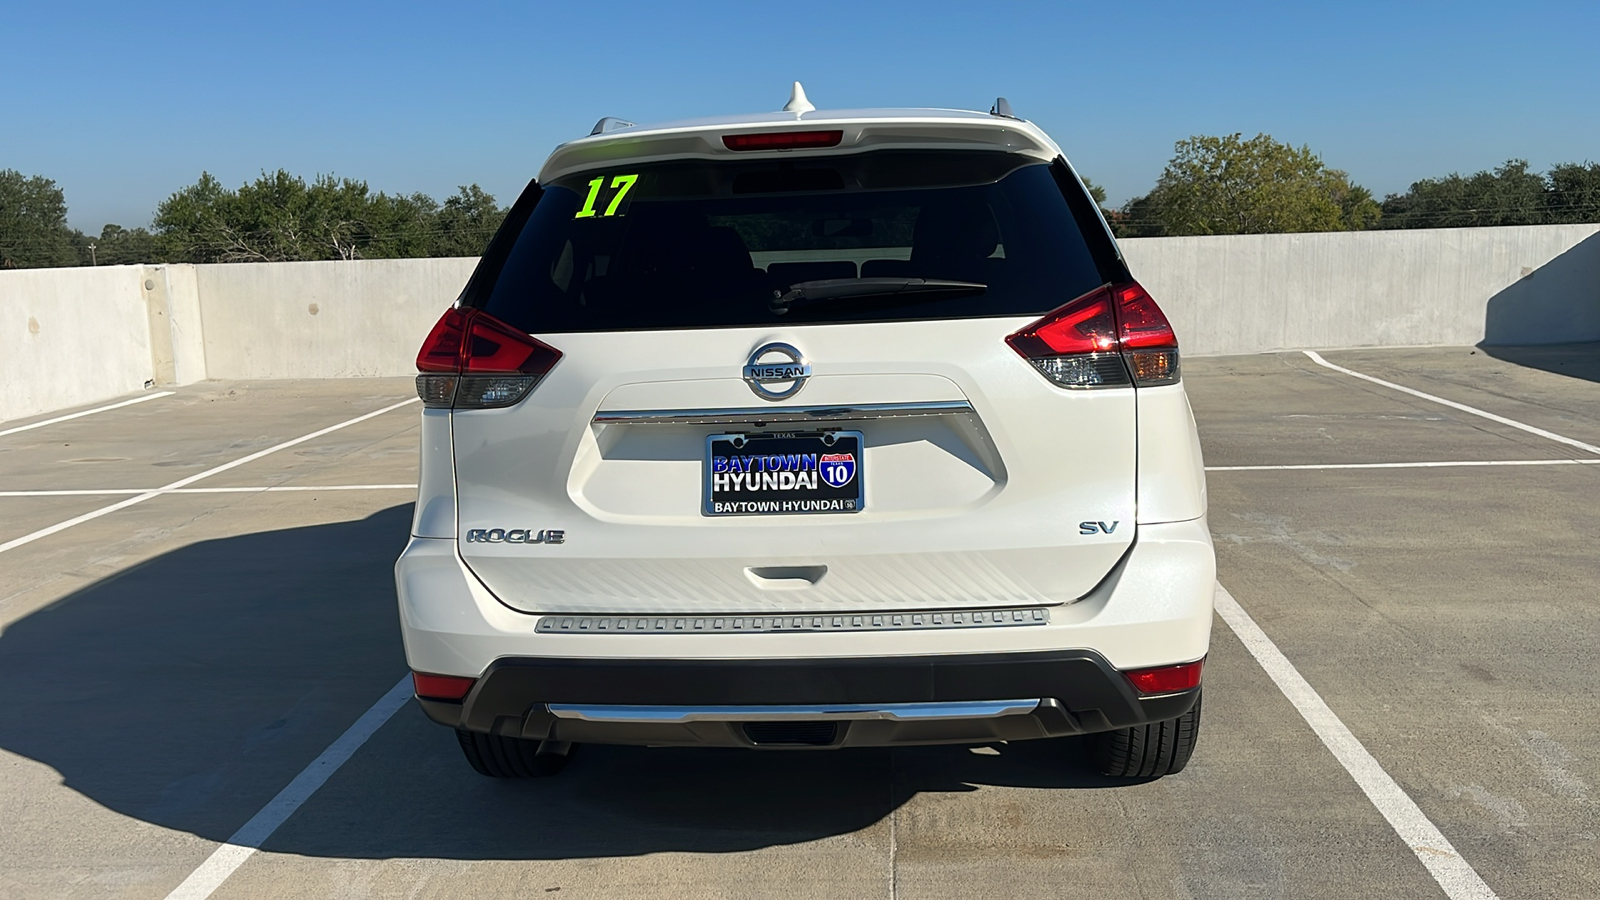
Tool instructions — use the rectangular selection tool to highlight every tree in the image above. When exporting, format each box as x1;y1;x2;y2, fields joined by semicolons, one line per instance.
1078;176;1108;206
153;172;247;262
362;191;443;260
1121;133;1380;236
0;170;80;268
161;170;381;262
1380;160;1550;229
1544;162;1600;224
86;224;159;266
1113;191;1163;238
433;185;507;257
153;171;507;263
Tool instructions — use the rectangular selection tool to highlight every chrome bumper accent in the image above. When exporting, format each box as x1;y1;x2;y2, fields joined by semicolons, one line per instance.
535;607;1050;634
546;699;1041;723
591;400;974;426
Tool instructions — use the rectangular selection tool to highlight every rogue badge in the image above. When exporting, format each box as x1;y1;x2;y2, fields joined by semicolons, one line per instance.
465;528;565;544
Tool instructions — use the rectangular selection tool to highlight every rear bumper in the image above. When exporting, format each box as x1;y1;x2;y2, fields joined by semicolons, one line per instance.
396;516;1215;679
417;650;1200;747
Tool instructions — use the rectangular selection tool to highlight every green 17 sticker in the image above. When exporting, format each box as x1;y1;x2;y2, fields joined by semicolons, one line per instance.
574;173;639;218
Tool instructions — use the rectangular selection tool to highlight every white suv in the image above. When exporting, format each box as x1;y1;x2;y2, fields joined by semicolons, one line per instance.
396;89;1214;779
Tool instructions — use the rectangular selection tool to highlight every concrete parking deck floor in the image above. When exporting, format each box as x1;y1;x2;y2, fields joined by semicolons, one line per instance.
1;347;1597;899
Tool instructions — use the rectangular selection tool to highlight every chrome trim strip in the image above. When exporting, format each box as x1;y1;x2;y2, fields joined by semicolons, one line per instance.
592;400;975;426
546;699;1041;723
536;607;1050;634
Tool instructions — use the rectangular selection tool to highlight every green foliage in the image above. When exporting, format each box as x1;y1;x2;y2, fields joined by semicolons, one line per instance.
1121;133;1380;237
433;184;511;258
1381;160;1600;228
0;170;80;268
1078;176;1108;206
1114;192;1162;238
85;224;159;266
1546;162;1600;223
151;171;506;263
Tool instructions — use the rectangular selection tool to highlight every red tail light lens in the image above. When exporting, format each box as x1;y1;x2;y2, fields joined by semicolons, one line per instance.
459;309;561;375
722;130;844;151
1113;282;1176;349
1006;287;1119;357
1006;280;1180;388
1123;659;1204;694
412;671;475;701
416;307;470;374
1113;282;1181;386
414;307;561;409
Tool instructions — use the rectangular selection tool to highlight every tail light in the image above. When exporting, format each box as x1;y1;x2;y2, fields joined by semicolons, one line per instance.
415;307;562;409
1006;281;1180;388
412;671;475;701
1122;659;1203;694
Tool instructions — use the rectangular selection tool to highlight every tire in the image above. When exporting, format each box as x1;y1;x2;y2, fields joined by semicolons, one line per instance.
1092;690;1202;778
455;729;575;778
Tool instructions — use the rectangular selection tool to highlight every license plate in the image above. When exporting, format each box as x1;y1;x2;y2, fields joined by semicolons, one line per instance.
704;431;864;516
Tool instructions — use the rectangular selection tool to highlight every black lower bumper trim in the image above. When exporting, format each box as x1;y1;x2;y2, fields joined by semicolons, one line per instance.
417;650;1199;744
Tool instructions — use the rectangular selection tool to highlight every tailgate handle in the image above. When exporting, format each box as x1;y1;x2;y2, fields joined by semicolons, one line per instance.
744;566;827;590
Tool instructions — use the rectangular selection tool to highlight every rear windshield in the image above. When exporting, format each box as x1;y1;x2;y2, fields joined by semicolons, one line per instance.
476;150;1108;332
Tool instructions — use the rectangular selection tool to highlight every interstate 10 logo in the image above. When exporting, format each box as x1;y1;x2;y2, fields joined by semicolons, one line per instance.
818;452;856;488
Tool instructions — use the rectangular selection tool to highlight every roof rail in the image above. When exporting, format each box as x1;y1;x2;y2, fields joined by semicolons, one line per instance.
589;116;636;136
990;97;1016;119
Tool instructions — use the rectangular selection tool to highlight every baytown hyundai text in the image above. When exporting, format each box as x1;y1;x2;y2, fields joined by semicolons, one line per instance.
396;90;1214;778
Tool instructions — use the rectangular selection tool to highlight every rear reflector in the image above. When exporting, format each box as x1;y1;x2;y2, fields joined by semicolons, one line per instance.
415;307;561;409
1006;280;1180;388
412;672;475;701
1122;660;1204;694
722;130;844;151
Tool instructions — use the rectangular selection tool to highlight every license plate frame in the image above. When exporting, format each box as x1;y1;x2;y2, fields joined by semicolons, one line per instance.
703;431;865;517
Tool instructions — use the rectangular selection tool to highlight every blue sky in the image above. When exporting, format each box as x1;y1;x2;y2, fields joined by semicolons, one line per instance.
6;0;1598;232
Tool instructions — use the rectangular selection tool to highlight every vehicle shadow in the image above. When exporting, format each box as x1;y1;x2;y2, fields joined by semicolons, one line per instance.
1477;342;1600;385
1479;230;1600;381
0;505;1138;861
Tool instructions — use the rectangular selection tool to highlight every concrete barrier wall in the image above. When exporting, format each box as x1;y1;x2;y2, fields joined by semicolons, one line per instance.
193;257;478;380
0;266;155;423
3;224;1598;423
1121;224;1600;355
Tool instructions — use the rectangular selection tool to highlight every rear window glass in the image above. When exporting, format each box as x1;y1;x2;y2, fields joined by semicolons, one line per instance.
477;150;1106;332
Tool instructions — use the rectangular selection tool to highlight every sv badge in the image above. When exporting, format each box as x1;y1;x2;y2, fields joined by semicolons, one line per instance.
1079;520;1120;535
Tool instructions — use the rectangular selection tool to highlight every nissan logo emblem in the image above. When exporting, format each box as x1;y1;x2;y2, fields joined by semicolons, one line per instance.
742;342;811;401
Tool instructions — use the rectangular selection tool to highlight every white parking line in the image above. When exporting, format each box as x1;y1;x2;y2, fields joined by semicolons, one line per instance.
0;485;418;497
0;391;175;438
1208;458;1600;472
162;675;414;900
0;398;418;557
1215;583;1499;900
1303;350;1600;456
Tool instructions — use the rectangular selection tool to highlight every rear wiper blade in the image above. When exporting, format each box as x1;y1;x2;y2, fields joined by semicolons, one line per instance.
770;277;986;314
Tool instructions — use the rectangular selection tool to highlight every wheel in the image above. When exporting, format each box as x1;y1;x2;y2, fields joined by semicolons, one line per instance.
1092;690;1201;778
455;729;575;778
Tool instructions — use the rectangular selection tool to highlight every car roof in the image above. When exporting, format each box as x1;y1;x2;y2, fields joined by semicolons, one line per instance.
537;104;1066;184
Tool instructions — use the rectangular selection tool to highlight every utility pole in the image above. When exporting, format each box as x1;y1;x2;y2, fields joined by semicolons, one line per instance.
88;243;98;266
